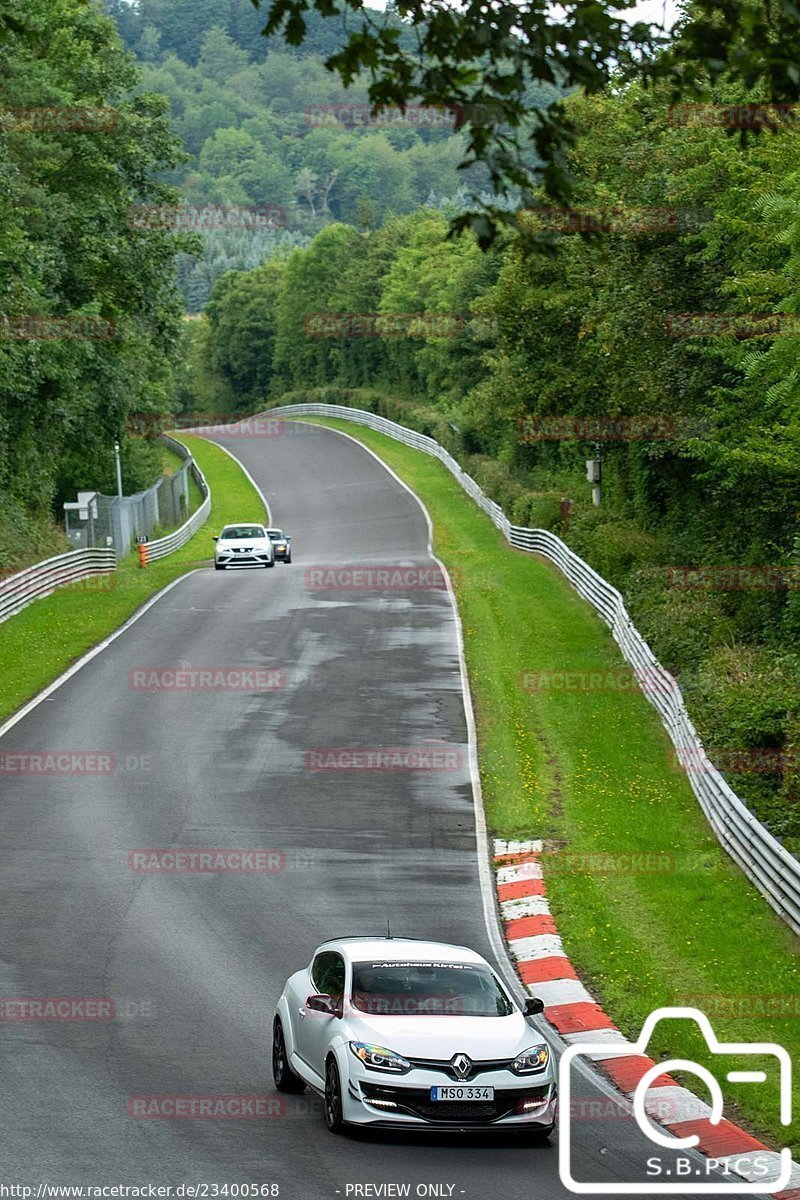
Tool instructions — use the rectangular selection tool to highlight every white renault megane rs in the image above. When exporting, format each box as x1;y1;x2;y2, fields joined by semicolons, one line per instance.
272;936;557;1137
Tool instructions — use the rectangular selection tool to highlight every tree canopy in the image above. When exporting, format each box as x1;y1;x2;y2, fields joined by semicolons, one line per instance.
249;0;800;243
0;0;189;564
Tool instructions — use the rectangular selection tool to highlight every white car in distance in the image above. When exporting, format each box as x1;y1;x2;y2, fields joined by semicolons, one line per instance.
272;936;556;1137
213;523;274;570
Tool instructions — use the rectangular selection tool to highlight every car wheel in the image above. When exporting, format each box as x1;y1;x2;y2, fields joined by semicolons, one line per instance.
214;563;224;571
324;1057;346;1134
266;559;275;568
284;554;291;564
272;1019;305;1094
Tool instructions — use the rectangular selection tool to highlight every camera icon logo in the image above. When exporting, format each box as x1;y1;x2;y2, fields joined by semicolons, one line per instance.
558;1006;793;1194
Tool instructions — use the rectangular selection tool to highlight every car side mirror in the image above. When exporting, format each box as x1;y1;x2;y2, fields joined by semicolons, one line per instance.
212;535;218;541
523;997;545;1016
306;993;336;1016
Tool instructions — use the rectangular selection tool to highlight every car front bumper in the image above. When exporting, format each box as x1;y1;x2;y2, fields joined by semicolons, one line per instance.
343;1070;557;1130
215;551;272;567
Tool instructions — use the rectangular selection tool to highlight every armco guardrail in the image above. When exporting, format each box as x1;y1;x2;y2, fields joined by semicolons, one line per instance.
265;401;800;936
1;436;212;622
143;435;211;563
0;548;116;626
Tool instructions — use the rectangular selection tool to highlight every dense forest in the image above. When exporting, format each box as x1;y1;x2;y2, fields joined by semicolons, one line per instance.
99;0;508;310
101;0;412;66
189;85;800;846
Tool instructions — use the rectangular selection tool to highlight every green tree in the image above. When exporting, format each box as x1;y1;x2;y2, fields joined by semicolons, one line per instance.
198;26;251;85
206;260;287;403
272;223;362;390
0;0;189;540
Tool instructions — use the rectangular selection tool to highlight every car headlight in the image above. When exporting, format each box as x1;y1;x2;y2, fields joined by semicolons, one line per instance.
349;1042;411;1074
276;542;286;549
511;1044;550;1074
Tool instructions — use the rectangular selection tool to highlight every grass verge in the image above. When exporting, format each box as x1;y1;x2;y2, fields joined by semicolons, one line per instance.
0;435;266;723
304;415;800;1152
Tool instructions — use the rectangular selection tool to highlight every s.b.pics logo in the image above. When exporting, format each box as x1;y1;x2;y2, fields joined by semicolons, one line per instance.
558;1008;793;1194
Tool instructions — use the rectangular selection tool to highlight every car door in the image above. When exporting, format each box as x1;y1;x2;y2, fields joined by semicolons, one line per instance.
295;951;346;1078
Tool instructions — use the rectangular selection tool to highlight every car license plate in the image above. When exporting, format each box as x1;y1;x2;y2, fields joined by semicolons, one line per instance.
430;1086;494;1101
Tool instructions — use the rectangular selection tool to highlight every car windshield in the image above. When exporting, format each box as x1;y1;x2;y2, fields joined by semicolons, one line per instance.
267;530;284;540
220;526;263;540
350;961;515;1017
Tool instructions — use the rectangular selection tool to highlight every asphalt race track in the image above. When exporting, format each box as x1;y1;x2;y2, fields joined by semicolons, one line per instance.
0;421;738;1197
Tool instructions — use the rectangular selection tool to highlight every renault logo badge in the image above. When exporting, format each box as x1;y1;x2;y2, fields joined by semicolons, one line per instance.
451;1053;472;1079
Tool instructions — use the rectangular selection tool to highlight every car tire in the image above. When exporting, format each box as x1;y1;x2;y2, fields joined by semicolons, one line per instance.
214;563;224;571
272;1019;305;1094
324;1057;346;1134
284;554;291;564
266;559;275;568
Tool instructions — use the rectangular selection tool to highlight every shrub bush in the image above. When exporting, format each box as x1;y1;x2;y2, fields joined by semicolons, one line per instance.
625;569;736;675
568;509;666;587
687;645;800;840
0;496;70;575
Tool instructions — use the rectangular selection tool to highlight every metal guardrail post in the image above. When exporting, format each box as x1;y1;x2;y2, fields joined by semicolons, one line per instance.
0;548;117;625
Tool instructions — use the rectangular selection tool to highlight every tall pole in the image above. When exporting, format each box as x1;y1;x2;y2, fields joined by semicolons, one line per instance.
114;440;123;499
592;439;602;507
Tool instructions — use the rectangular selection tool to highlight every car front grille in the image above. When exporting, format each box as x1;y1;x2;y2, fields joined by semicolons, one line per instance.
411;1101;498;1121
407;1057;513;1081
360;1083;551;1124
